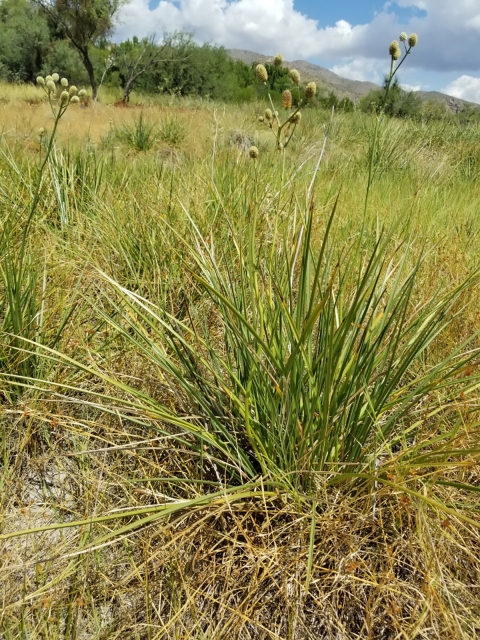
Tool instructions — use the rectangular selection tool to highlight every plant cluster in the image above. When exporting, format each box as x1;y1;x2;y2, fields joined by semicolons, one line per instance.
254;55;317;153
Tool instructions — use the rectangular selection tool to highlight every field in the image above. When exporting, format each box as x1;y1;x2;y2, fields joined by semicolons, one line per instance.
1;82;480;639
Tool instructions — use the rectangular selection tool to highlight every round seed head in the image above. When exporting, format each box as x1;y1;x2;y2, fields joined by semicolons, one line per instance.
305;81;317;99
45;75;53;83
60;90;69;105
38;127;46;136
282;89;293;109
273;53;283;68
70;95;80;104
69;85;78;95
289;68;300;85
46;80;56;93
389;40;401;60
249;146;259;159
399;32;407;42
258;115;264;122
78;89;87;98
52;73;59;83
408;33;418;47
290;111;301;124
61;77;68;87
255;64;268;82
264;108;273;121
36;76;45;86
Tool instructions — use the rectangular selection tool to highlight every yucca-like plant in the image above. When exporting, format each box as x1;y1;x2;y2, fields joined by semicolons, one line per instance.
83;179;480;496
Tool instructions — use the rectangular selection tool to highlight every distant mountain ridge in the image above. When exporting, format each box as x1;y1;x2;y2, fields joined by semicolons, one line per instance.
227;49;478;111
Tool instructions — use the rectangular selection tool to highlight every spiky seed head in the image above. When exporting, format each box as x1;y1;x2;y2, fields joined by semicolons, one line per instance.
289;68;300;85
60;77;68;87
282;89;293;109
249;146;259;159
78;89;87;97
408;33;418;47
305;81;317;99
60;90;69;105
273;53;283;67
258;115;264;122
255;64;268;82
389;40;401;60
264;108;273;121
291;111;301;124
399;32;407;42
52;73;59;83
69;85;77;95
46;80;56;93
70;95;80;104
36;76;45;86
45;75;53;83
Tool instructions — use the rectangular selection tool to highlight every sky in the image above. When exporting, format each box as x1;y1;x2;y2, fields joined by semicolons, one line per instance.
115;0;480;103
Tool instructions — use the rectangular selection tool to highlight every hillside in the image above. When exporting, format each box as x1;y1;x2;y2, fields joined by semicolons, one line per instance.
228;48;478;111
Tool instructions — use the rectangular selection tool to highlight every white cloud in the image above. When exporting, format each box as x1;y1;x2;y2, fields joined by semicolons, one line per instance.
401;83;421;92
115;0;480;79
331;58;384;83
442;76;480;103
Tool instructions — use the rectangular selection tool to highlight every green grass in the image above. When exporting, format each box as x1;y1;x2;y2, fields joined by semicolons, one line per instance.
0;88;480;638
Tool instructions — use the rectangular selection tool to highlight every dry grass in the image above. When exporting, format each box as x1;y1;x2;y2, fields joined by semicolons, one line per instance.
1;83;480;639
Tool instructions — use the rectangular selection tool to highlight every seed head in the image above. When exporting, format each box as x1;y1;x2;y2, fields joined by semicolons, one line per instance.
52;73;59;83
273;53;283;68
45;75;53;83
78;89;87;98
258;115;264;122
38;127;46;136
399;32;407;42
46;80;56;93
60;90;69;105
36;76;45;86
290;111;301;124
289;68;300;85
282;89;293;109
408;33;418;48
255;64;268;82
69;85;78;95
277;142;284;151
305;81;317;99
61;77;68;87
249;146;259;159
70;95;80;104
264;108;273;121
389;40;401;60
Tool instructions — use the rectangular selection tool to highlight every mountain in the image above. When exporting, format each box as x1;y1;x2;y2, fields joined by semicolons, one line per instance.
227;49;478;111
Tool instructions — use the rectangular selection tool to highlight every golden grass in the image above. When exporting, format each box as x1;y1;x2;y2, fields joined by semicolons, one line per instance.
1;83;480;638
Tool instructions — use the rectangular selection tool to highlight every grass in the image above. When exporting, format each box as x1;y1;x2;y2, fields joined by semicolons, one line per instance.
0;78;480;638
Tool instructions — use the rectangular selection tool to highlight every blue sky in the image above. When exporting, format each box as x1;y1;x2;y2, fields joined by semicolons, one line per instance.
116;1;480;103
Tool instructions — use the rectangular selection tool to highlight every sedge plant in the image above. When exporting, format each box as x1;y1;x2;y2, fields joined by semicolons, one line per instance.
0;74;86;400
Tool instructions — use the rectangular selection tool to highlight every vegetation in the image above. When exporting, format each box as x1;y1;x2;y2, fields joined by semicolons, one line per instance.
0;31;480;640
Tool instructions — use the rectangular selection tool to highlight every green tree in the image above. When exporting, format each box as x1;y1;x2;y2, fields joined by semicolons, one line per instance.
360;76;422;119
36;0;123;98
0;0;50;82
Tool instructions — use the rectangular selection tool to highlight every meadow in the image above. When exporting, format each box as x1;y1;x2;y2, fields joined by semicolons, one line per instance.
0;76;480;639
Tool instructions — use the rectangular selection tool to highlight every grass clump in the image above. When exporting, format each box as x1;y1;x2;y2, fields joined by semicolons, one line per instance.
116;112;159;151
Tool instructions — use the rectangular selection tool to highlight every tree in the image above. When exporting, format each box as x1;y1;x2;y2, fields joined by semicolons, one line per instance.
36;0;123;98
0;0;50;82
111;35;170;103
